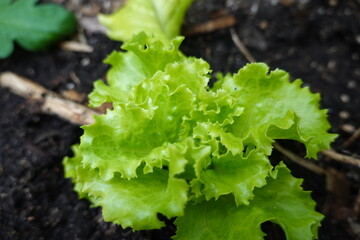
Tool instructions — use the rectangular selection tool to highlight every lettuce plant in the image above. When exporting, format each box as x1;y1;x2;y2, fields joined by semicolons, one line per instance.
63;0;337;239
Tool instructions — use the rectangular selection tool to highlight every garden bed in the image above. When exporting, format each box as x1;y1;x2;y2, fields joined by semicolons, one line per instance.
0;0;359;239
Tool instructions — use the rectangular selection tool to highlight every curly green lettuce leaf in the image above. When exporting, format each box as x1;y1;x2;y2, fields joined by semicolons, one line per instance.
220;63;337;158
98;0;194;45
63;145;188;230
196;150;272;206
191;89;245;128
88;33;185;107
169;123;272;206
81;58;210;180
0;0;76;59
63;144;90;199
174;163;323;240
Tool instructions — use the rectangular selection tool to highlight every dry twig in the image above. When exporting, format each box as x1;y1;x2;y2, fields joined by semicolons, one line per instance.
342;127;360;148
183;14;236;36
229;27;256;63
0;72;98;125
273;142;326;175
60;41;94;53
322;149;360;168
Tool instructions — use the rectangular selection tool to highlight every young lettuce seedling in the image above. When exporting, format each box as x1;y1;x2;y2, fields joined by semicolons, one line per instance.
64;1;337;239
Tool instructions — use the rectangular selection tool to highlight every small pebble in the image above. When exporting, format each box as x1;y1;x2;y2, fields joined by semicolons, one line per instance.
355;69;360;76
341;124;356;133
327;60;337;70
340;94;350;103
250;3;259;14
81;57;90;66
329;0;337;6
347;81;357;89
103;0;111;10
258;20;269;30
66;83;75;90
339;111;350;119
310;61;318;68
356;35;360;45
317;7;325;15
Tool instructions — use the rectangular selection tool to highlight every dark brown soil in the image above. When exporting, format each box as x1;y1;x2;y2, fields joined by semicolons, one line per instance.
1;0;359;239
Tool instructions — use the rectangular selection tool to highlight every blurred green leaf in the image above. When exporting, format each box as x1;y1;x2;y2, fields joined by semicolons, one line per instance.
0;0;77;59
98;0;194;45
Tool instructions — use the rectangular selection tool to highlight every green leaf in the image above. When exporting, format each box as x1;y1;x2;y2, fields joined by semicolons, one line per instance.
222;63;337;158
193;89;245;128
88;33;185;107
0;0;77;59
98;0;194;44
81;57;210;180
64;146;189;230
63;144;90;199
174;163;323;240
196;150;272;206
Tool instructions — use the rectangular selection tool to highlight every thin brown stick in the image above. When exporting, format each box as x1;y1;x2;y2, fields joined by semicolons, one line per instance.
60;41;94;53
342;127;360;148
183;15;236;36
274;142;326;175
0;72;98;125
274;141;360;171
229;27;256;63
321;149;360;168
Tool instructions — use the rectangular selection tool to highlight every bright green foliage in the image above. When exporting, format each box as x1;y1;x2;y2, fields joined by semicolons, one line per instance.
88;33;185;107
81;56;208;180
64;144;188;230
174;163;323;240
64;33;336;239
98;0;194;45
218;63;337;158
0;0;76;59
64;0;336;238
196;150;272;205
